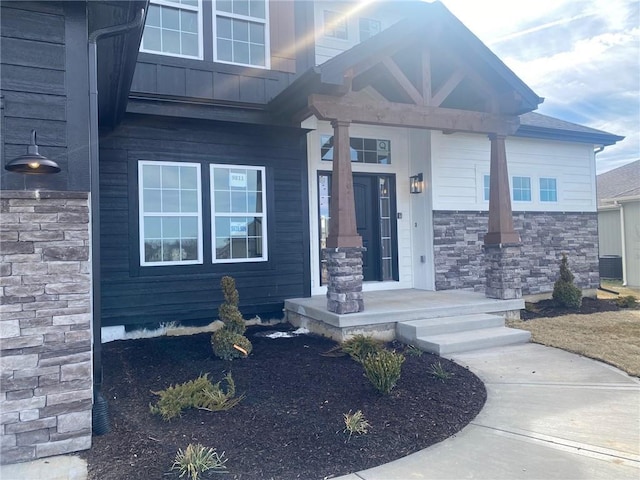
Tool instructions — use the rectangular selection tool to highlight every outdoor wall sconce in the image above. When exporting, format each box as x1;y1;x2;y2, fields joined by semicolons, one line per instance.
410;173;423;194
4;130;61;174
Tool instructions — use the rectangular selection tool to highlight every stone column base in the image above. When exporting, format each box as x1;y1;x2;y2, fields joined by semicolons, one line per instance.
484;243;522;300
323;247;365;314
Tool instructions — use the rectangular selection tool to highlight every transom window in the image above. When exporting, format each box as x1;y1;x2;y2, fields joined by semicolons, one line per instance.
139;161;203;265
215;0;269;68
323;10;348;40
141;0;202;59
512;176;532;202
359;18;381;41
539;177;558;202
211;165;267;262
320;135;391;164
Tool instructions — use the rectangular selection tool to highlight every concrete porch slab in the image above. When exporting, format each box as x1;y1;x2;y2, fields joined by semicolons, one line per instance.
285;289;524;329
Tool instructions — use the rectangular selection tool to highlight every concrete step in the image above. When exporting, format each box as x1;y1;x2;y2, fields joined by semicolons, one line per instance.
397;313;505;341
411;327;532;356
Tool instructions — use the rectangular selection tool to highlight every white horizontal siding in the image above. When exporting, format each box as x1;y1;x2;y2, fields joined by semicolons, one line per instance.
313;1;403;65
431;132;597;212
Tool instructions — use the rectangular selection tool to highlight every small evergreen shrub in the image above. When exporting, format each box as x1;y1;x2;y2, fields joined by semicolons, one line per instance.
171;443;227;479
615;295;638;308
343;410;370;442
212;276;252;360
552;254;582;309
150;373;243;420
362;349;405;394
211;329;253;360
341;334;384;363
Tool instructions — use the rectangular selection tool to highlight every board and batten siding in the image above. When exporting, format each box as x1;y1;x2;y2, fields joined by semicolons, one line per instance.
431;132;598;212
0;2;90;192
99;115;309;328
597;208;622;257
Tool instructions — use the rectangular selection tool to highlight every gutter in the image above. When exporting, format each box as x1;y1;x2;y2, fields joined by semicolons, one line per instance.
616;201;628;286
88;8;145;435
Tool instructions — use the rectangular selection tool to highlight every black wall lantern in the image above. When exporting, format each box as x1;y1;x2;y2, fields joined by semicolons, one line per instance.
410;173;423;194
5;130;61;174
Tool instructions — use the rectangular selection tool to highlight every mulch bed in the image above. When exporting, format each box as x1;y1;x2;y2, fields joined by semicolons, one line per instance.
520;296;623;320
82;325;486;480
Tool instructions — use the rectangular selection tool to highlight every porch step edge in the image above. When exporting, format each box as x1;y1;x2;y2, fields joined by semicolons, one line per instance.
396;313;504;339
411;327;531;355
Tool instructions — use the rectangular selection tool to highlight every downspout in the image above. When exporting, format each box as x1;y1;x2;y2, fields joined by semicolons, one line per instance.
88;8;145;435
617;201;627;285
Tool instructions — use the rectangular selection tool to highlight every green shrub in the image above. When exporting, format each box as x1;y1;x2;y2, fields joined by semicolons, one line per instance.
615;295;638;308
343;410;370;442
212;329;253;361
218;276;246;335
150;373;243;420
404;344;423;357
362;349;405;394
552;254;582;309
429;361;453;382
341;334;384;363
171;443;227;480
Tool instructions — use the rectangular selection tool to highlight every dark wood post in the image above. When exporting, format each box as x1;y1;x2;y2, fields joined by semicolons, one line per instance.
326;119;362;248
484;133;520;245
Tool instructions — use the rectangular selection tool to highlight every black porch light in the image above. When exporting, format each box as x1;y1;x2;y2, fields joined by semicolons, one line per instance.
5;130;61;174
410;173;423;194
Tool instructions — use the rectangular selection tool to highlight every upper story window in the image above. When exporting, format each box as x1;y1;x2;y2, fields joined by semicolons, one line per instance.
141;0;203;59
359;18;381;41
539;177;558;202
512;176;532;202
323;10;348;40
321;135;391;164
139;161;203;266
214;0;269;68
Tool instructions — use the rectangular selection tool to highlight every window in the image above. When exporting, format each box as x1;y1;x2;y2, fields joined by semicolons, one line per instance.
141;0;202;59
359;18;381;41
211;165;267;262
323;10;348;40
539;177;558;202
483;174;490;201
320;135;391;164
215;0;269;68
512;176;531;202
139;161;203;266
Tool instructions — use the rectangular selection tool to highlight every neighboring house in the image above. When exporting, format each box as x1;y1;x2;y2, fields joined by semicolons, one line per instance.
597;160;640;287
0;0;623;464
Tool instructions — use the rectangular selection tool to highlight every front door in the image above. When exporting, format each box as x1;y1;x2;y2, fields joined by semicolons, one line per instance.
319;173;397;284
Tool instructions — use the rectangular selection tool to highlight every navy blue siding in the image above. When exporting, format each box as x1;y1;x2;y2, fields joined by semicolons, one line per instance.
99;114;310;328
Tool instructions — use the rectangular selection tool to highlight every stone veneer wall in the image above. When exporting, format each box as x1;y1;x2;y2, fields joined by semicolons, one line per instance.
0;191;92;464
433;211;599;295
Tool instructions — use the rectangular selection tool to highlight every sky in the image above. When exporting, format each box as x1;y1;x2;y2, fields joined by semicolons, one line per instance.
437;0;640;173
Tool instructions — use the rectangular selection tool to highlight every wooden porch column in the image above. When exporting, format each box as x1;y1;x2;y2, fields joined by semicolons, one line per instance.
484;134;520;245
324;119;365;314
326;119;362;248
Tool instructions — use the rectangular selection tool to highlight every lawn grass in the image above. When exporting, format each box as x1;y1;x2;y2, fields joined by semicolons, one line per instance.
507;310;640;377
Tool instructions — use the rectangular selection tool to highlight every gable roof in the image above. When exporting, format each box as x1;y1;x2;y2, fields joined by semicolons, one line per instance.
597;160;640;203
517;112;624;146
270;1;543;119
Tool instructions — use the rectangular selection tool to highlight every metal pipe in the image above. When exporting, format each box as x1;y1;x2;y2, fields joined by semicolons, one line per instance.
88;7;145;435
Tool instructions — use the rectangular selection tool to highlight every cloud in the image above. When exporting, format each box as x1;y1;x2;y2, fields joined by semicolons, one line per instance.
439;0;640;173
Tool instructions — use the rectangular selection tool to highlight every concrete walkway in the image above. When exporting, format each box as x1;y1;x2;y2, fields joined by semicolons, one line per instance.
337;343;640;480
2;343;639;480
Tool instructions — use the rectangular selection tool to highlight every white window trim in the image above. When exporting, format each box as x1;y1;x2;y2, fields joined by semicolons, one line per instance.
139;160;204;267
212;0;271;69
210;164;268;263
511;175;532;203
140;0;204;60
539;176;559;203
323;10;349;41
